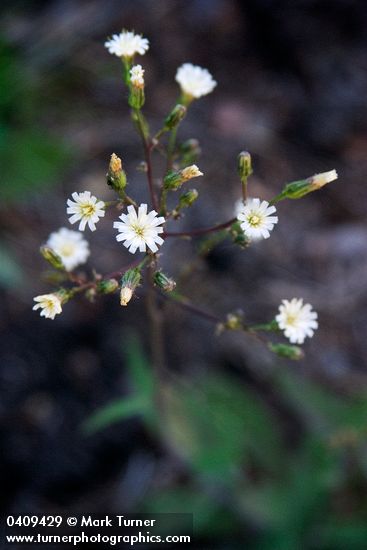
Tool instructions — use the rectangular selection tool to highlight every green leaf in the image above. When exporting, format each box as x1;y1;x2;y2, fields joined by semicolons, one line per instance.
81;333;155;435
81;395;150;435
163;373;283;477
124;332;155;400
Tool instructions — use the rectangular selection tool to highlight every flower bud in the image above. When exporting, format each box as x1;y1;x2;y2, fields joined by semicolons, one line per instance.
238;151;253;181
224;311;244;331
128;87;145;109
164;104;187;130
164;170;183;190
40;246;65;270
97;278;119;294
85;287;97;303
268;343;304;360
153;271;176;292
178;189;199;209
272;169;338;203
107;153;127;191
119;268;141;306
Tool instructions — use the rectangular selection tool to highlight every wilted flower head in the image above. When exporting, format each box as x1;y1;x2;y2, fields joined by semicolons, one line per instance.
104;30;149;58
67;191;105;232
175;63;217;99
33;293;63;320
46;228;90;272
276;298;318;344
309;169;338;189
114;204;165;254
130;64;145;88
181;165;203;181
237;198;278;240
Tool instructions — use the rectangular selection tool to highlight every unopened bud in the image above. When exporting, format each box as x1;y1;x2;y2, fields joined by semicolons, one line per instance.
238;151;253;181
178;189;199;209
268;343;304;360
40;246;65;270
129;88;145;109
164;104;187;130
225;311;244;331
85;287;97;303
272;169;338;203
107;153;127;191
97;279;119;294
119;268;142;306
154;271;176;292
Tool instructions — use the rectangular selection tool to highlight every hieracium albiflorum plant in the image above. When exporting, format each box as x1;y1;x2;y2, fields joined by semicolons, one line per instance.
33;30;338;365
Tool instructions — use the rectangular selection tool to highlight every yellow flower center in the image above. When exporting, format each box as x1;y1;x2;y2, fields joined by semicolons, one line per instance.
81;203;96;217
248;214;261;227
59;243;75;257
285;314;297;326
132;224;145;238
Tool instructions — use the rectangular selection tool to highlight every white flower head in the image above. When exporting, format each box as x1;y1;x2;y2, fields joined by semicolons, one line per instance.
175;63;217;99
33;293;63;320
276;298;318;344
114;204;165;254
67;191;105;232
130;64;145;88
46;227;90;271
237;198;278;240
105;30;149;58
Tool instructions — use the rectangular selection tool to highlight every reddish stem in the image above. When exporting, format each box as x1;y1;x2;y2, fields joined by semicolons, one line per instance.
164;217;236;238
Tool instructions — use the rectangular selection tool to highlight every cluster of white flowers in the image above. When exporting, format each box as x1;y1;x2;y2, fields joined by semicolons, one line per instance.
175;63;217;99
276;298;318;344
114;204;165;254
33;27;326;356
237;198;278;240
104;30;149;58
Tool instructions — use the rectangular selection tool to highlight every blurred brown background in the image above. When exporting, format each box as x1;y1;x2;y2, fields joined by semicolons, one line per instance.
1;1;367;548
